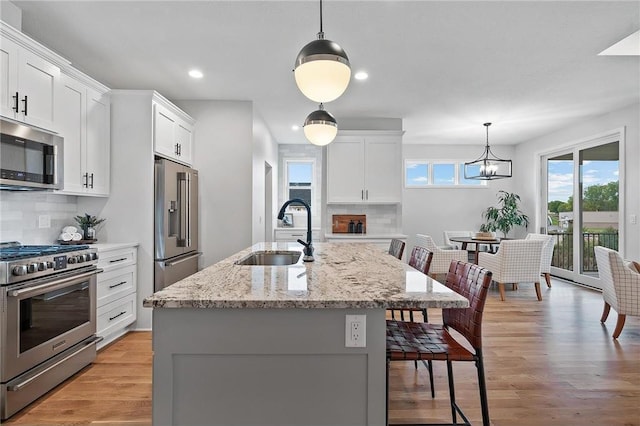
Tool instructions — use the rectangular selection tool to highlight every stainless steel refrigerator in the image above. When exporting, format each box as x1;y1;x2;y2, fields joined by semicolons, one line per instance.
154;157;201;292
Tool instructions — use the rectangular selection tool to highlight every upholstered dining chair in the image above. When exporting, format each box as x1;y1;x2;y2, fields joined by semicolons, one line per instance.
386;261;493;426
478;239;545;301
415;234;467;279
525;233;555;288
594;246;640;339
388;238;405;260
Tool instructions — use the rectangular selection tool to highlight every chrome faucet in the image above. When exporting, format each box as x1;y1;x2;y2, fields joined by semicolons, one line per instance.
277;198;314;262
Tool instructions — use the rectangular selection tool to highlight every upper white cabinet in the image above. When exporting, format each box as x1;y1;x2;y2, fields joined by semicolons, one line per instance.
326;132;402;203
57;71;110;196
0;23;66;133
154;101;194;166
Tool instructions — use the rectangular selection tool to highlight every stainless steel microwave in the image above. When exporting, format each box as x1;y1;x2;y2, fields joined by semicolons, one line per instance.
0;119;63;190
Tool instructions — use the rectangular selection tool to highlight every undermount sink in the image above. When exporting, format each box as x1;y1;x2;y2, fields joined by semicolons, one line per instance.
234;250;302;266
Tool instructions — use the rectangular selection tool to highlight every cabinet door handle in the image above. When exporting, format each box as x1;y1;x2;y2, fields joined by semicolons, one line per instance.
175;143;179;155
83;173;88;188
109;311;127;321
21;95;28;115
361;190;364;200
178;143;182;156
12;92;19;112
366;190;368;200
109;281;127;289
90;173;94;188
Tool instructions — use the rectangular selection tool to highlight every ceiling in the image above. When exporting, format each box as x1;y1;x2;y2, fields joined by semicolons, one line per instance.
10;1;640;145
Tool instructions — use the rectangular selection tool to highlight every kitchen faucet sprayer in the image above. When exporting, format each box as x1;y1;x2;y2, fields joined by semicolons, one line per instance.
277;198;314;262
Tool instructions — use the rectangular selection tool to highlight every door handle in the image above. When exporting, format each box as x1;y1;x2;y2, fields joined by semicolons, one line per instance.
12;92;18;112
83;173;88;188
21;95;28;115
89;173;94;189
175;143;179;155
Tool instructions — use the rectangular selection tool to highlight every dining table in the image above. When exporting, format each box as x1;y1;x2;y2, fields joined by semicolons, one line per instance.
449;236;503;263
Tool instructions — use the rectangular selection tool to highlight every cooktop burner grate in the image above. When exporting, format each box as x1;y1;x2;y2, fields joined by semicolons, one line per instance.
0;244;90;261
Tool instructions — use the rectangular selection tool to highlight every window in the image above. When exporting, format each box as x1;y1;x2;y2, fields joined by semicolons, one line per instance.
285;159;314;206
404;160;486;187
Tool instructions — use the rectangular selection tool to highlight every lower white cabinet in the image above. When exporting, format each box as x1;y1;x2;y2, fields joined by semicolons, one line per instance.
95;243;138;349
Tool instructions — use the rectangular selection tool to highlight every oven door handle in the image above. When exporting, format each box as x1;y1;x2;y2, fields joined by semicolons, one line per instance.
8;269;101;298
6;336;103;392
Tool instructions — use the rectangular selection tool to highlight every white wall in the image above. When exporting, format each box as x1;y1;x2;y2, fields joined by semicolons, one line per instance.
513;102;640;260
252;111;279;243
176;100;254;268
401;144;517;251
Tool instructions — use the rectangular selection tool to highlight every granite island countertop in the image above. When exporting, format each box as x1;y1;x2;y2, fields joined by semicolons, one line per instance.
143;242;469;310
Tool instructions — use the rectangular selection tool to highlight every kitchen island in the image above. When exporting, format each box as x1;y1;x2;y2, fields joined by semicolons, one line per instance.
143;242;469;426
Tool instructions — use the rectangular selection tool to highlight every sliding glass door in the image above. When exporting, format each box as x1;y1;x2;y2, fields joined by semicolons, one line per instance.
542;135;622;289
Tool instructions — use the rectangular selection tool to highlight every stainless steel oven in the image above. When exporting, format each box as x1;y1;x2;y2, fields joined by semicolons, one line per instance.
0;243;100;420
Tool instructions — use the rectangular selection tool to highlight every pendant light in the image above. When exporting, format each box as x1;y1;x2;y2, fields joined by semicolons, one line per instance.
294;0;351;103
464;123;512;180
303;104;338;146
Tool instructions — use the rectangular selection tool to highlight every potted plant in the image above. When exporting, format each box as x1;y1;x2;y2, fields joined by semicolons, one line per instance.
74;213;106;241
480;191;529;238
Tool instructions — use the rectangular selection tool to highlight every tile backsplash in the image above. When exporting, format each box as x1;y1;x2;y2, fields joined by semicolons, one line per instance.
326;204;401;234
0;192;79;244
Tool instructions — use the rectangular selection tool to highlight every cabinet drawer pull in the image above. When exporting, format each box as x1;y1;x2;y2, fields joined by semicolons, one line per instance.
291;234;304;237
108;281;127;289
109;311;127;321
109;257;128;264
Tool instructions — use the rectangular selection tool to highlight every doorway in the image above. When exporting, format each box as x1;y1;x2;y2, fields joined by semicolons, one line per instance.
541;130;624;289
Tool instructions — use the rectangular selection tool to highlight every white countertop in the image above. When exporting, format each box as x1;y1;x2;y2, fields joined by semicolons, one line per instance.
143;242;468;310
92;242;139;251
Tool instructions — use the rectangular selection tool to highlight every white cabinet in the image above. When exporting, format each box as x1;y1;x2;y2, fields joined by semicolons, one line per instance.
0;24;65;132
57;71;110;196
95;244;138;349
153;101;194;165
274;228;321;242
326;133;402;203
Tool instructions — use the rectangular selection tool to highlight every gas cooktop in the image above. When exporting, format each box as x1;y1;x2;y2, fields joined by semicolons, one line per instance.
0;243;89;261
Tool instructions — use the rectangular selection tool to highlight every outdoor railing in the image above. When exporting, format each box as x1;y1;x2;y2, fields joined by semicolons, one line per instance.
550;232;619;272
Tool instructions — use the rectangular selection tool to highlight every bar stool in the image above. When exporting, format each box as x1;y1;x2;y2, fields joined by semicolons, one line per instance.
386;261;493;426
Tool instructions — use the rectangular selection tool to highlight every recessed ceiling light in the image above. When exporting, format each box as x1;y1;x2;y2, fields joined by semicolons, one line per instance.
188;69;204;79
354;71;368;81
292;125;300;131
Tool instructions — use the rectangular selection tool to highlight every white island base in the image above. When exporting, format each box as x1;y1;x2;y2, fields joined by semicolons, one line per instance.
152;307;386;425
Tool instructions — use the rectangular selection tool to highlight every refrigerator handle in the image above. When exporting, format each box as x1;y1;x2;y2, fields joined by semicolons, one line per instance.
186;172;192;248
177;171;188;247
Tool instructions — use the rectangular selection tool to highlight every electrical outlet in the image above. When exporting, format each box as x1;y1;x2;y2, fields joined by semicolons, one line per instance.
38;215;51;229
345;314;366;347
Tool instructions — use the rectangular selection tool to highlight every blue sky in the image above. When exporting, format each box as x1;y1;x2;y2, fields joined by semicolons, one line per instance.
405;162;482;186
288;162;312;185
547;160;619;202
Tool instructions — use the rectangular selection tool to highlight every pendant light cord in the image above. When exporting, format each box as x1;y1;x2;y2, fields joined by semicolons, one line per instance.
320;0;323;33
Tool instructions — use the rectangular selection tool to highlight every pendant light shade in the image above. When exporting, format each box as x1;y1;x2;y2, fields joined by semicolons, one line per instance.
464;123;512;180
303;104;338;146
294;0;351;103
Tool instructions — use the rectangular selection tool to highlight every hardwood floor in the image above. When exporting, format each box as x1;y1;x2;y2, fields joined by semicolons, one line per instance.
5;278;639;425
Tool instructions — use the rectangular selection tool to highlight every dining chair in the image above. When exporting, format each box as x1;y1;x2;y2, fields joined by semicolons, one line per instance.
415;234;467;279
525;233;555;288
386;260;493;426
478;239;545;301
388;238;406;260
594;246;640;339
